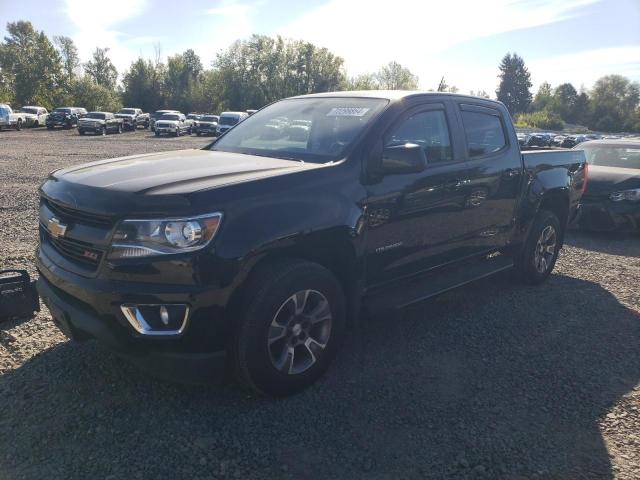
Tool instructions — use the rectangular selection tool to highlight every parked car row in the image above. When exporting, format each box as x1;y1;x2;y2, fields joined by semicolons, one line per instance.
0;104;256;137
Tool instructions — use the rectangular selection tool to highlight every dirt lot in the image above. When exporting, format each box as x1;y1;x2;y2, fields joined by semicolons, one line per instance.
0;127;639;480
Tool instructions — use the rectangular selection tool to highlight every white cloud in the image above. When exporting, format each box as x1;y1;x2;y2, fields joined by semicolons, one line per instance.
65;0;153;77
205;1;255;44
276;0;599;92
529;46;640;91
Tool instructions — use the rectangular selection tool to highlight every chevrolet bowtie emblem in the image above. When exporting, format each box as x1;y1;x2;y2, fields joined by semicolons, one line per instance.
47;217;68;238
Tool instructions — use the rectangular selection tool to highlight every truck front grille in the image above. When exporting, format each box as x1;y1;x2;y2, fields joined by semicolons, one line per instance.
40;227;104;270
43;198;113;228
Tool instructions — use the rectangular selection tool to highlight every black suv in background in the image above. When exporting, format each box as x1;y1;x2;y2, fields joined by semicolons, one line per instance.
37;92;587;396
46;107;87;129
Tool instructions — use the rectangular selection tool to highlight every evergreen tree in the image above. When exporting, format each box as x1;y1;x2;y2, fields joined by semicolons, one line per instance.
496;53;532;114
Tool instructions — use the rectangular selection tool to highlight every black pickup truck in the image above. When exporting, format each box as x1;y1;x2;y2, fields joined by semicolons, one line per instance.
36;92;587;395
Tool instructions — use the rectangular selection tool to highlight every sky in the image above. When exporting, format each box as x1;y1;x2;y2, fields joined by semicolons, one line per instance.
1;0;639;95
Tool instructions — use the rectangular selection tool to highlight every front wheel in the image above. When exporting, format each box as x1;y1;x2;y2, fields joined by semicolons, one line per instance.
117;124;122;134
101;126;107;136
15;119;22;131
514;209;561;284
233;259;346;396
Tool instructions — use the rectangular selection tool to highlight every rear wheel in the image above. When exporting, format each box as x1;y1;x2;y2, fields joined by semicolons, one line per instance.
514;209;561;284
233;259;346;396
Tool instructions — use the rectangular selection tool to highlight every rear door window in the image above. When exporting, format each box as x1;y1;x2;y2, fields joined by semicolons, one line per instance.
460;106;507;158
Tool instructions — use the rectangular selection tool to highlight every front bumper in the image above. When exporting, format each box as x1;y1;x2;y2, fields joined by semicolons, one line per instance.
36;252;230;384
576;200;640;231
156;126;177;135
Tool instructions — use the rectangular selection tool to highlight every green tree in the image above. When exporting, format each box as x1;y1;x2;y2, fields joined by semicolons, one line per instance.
530;81;552;112
343;73;379;90
572;91;591;126
121;57;166;111
375;61;418;90
551;83;578;123
0;21;63;109
0;67;14;104
72;75;121;112
496;52;532;114
213;35;345;110
164;49;204;112
588;75;640;131
85;47;118;90
54;35;80;83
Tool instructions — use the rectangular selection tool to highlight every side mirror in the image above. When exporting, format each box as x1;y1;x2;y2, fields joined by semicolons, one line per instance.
380;143;427;175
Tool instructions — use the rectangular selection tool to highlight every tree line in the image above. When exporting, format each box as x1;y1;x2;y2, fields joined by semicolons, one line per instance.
1;21;639;132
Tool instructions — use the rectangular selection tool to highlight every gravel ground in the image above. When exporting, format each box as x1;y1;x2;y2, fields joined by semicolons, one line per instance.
0;127;639;480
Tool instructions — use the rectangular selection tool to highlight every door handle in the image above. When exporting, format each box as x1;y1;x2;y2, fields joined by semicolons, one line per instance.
445;179;470;190
504;168;520;177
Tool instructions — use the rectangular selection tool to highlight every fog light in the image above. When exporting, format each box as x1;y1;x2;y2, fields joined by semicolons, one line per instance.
120;304;189;336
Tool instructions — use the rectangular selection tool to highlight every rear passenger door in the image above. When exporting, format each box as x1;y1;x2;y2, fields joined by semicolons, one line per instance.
452;102;523;253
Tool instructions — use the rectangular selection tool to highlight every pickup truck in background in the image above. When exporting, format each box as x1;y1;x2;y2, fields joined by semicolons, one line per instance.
115;108;150;130
150;109;179;131
77;112;124;135
46;107;87;129
0;103;26;130
17;106;49;127
36;92;587;396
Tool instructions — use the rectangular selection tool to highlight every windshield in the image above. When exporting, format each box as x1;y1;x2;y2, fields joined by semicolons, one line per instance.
581;144;640;169
53;108;71;114
211;98;388;162
202;116;218;122
86;113;106;119
159;114;180;121
118;109;136;115
153;111;173;118
219;115;240;126
19;107;38;114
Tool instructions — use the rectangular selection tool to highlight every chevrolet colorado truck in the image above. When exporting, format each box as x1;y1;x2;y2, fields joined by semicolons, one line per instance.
36;92;587;396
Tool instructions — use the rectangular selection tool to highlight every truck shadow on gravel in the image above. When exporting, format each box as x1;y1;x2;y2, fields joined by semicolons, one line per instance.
0;273;638;479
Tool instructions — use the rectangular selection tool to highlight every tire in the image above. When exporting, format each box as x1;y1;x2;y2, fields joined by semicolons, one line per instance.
117;124;122;134
33;120;39;128
233;259;346;396
78;129;84;135
15;119;22;131
173;130;179;137
101;126;107;136
46;125;53;130
155;131;160;137
514;209;561;285
196;131;201;136
144;122;149;129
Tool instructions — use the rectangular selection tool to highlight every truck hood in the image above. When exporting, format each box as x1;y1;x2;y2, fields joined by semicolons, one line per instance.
52;149;323;195
584;165;640;198
156;120;179;126
115;114;135;118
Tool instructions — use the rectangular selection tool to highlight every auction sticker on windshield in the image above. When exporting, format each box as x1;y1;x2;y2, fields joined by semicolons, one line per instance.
326;107;370;117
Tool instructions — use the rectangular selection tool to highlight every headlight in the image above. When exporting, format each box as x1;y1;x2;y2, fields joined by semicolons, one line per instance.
610;189;640;202
108;213;222;259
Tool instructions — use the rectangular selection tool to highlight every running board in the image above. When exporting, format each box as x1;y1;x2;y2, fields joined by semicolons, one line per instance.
364;253;514;312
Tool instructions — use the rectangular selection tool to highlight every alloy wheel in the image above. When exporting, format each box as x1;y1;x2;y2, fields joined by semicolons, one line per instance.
267;289;332;375
534;225;557;274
